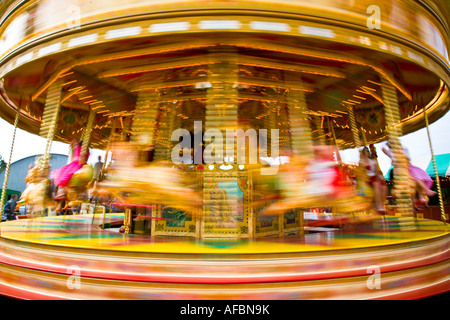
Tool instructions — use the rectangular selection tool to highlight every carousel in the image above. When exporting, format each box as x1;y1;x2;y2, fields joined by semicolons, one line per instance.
0;0;449;299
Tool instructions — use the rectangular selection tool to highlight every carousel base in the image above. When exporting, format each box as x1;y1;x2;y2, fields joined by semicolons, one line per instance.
0;213;448;300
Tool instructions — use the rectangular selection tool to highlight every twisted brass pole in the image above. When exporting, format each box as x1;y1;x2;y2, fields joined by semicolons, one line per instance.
423;106;447;222
327;117;341;165
347;105;360;148
33;80;63;218
39;80;63;172
80;110;96;165
314;116;325;145
287;89;313;159
100;118;117;176
132;90;160;149
204;55;238;164
361;128;368;147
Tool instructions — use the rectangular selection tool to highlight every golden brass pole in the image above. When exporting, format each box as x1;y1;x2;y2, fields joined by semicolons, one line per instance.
124;208;132;234
31;80;63;218
361;128;368;147
121;116;131;142
154;107;175;160
132;89;160;151
100;118;117;177
314;116;326;145
80;110;96;165
39;80;63;171
347;105;360;148
287;89;313;159
381;77;414;223
102;205;106;229
423;106;447;222
263;105;276;158
327;117;342;165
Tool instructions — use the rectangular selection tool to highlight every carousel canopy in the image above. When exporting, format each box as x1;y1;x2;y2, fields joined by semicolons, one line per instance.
425;153;450;178
0;0;449;150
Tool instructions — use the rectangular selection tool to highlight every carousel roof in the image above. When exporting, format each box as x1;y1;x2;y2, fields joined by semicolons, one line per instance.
0;0;449;150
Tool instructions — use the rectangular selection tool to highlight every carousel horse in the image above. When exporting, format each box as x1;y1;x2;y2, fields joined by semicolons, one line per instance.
19;160;54;216
93;143;202;215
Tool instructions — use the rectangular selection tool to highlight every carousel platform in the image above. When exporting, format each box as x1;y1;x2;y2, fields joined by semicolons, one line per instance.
0;214;448;300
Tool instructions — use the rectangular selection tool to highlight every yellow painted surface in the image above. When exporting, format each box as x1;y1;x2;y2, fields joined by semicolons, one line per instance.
0;214;449;254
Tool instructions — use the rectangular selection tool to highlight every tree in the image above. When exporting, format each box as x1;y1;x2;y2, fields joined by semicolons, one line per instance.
0;155;6;171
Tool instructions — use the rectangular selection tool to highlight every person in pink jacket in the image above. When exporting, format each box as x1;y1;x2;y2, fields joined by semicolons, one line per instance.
51;140;90;189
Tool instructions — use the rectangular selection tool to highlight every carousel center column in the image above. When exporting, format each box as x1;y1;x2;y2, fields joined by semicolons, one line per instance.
202;52;243;238
124;89;161;235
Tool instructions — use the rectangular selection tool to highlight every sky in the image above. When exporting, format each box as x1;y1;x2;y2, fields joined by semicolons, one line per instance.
0;109;449;174
0;118;105;166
